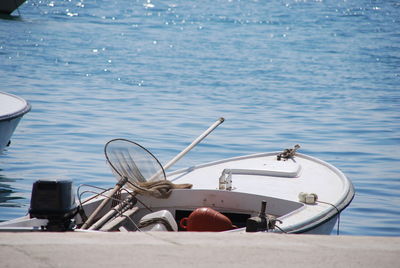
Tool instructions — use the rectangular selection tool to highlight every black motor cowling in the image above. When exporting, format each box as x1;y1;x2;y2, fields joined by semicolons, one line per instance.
29;180;78;231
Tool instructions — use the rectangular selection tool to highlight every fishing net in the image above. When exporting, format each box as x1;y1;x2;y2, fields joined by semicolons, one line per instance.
104;138;191;198
105;139;166;184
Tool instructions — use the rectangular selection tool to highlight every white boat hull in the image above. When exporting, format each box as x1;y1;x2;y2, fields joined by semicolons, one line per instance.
0;150;354;234
0;92;31;153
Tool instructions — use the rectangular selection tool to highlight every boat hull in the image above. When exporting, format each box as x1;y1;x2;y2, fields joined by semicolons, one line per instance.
0;92;31;153
0;150;354;235
0;0;26;15
0;189;343;234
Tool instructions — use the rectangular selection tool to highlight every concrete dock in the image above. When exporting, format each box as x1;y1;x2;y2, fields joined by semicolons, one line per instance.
0;232;398;267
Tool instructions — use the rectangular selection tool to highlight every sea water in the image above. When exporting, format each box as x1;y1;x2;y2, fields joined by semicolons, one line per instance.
0;0;399;236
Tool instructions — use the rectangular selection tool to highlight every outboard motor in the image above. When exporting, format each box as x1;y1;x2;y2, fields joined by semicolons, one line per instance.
29;180;78;231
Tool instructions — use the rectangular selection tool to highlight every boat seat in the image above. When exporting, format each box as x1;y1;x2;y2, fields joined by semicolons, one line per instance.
138;210;178;231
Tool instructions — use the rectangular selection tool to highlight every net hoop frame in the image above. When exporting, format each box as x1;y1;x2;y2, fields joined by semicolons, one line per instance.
104;138;167;187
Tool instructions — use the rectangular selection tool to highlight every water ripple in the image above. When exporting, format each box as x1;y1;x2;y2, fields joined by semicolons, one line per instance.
0;0;399;236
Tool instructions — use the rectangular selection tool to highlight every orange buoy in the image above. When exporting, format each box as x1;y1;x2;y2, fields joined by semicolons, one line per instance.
179;207;236;232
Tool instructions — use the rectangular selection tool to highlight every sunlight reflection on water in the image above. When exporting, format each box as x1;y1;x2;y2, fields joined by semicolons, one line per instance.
0;0;399;236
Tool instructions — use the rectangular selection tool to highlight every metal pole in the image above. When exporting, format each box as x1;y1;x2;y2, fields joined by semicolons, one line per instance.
163;117;224;171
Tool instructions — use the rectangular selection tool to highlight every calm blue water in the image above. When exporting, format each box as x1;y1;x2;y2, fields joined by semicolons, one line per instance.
0;0;399;236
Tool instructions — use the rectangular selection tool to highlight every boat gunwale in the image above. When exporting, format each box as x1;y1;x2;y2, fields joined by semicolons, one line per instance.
287;184;355;233
0;92;31;121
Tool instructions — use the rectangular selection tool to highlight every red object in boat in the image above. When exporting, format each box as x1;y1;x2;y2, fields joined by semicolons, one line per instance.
179;207;236;232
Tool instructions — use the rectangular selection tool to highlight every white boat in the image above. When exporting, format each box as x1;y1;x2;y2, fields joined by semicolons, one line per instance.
0;119;354;234
0;92;31;153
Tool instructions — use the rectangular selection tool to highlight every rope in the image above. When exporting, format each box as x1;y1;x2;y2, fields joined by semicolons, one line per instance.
77;184;111;206
78;190;130;207
138;219;174;231
277;144;300;160
274;224;287;234
317;200;341;235
121;213;141;231
77;184;113;222
273;198;341;235
126;180;193;199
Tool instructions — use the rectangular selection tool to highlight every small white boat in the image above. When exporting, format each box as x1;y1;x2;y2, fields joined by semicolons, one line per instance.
0;92;31;153
0;119;354;234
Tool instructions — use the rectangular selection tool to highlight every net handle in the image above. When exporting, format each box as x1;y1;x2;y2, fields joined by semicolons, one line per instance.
164;117;224;171
146;117;224;181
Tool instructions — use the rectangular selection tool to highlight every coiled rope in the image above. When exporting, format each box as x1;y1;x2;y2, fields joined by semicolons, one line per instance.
277;144;300;160
126;180;193;199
